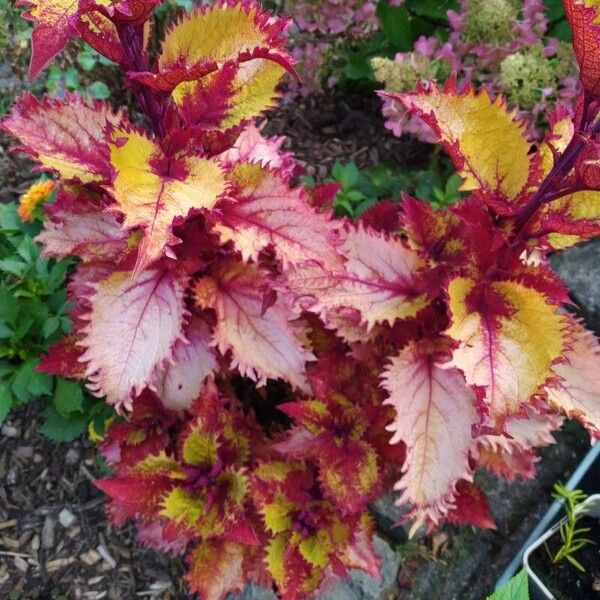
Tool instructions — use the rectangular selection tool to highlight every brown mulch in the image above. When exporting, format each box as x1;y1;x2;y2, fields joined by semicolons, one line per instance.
0;401;187;600
264;93;432;179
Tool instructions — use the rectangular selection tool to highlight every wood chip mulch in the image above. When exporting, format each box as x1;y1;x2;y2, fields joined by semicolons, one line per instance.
0;402;187;599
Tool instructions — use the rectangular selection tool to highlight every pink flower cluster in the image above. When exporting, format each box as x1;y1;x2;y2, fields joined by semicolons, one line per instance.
284;0;378;36
283;0;378;99
377;0;580;141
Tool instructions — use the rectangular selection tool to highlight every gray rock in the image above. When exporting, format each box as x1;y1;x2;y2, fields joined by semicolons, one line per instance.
369;493;409;544
551;239;600;321
230;536;399;600
58;508;77;529
228;583;277;600
41;515;56;549
320;535;399;600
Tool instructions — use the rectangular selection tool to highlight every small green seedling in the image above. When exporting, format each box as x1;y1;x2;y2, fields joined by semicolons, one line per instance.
549;482;595;572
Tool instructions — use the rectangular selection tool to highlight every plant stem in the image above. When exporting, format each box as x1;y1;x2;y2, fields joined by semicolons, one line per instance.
512;104;600;236
117;22;167;137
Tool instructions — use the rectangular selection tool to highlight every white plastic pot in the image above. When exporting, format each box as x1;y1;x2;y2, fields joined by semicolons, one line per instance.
522;494;600;600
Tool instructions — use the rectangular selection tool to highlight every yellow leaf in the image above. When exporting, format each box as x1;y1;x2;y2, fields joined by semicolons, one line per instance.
547;190;600;249
539;116;574;177
182;428;219;467
160;3;281;68
160;487;204;527
132;451;186;479
298;530;331;569
108;128;226;272
266;533;288;585
398;84;533;202
262;493;296;533
173;59;286;131
446;277;567;419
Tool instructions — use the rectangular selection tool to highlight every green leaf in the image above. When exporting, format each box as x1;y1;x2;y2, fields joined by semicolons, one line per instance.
343;55;374;81
11;359;53;402
405;0;458;21
53;378;84;416
332;161;361;188
487;570;529;600
64;67;80;90
76;48;98;71
39;403;87;442
0;382;13;425
0;321;12;338
0;257;27;278
377;1;413;51
42;316;61;339
89;81;110;100
548;20;572;42
543;0;565;22
0;203;23;232
17;235;39;264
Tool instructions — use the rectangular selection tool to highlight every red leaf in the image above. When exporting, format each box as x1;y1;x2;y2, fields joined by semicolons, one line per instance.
37;334;86;380
445;481;496;530
564;0;600;97
185;540;247;600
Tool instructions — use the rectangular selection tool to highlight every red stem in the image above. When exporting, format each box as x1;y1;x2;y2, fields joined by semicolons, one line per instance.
116;21;167;137
512;95;600;236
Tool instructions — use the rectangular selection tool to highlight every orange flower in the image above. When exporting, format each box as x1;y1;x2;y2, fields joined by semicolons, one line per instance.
17;180;56;222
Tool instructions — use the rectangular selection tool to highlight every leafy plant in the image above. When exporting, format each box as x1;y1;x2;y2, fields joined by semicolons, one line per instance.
303;159;462;218
0;193;112;440
4;0;600;599
549;483;595;572
487;570;529;600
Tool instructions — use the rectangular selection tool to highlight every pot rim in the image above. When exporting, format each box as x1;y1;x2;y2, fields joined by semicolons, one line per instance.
523;494;600;600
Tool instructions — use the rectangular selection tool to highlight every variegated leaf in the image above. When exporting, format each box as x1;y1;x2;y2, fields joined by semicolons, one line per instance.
287;225;428;330
2;93;123;183
194;261;313;391
152;317;217;411
382;341;478;526
445;277;567;420
215;162;341;268
81;268;188;410
386;81;536;208
546;322;600;440
107;128;226;274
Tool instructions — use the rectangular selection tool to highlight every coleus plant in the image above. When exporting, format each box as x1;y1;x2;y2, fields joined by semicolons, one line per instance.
4;0;600;599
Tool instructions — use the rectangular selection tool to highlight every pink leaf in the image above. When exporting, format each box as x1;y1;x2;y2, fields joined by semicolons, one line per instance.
546;322;600;441
218;123;295;177
80;268;188;411
215;163;342;268
36;191;128;262
287;225;427;330
382;341;478;527
152;317;217;411
194;261;313;391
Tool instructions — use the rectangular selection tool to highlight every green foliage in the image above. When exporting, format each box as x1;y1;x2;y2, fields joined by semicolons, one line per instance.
0;200;113;440
304;159;462;218
550;483;595;572
45;47;115;100
543;0;571;41
487;570;529;600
